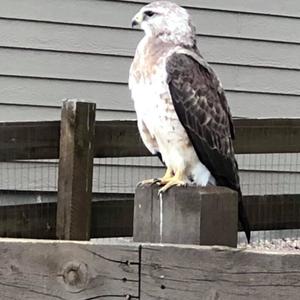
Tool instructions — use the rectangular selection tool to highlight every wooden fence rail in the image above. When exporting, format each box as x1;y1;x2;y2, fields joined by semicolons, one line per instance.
0;112;300;240
0;192;299;239
0;238;299;300
0;118;299;161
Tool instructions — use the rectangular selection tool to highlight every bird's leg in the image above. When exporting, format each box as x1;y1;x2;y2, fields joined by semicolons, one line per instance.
158;170;187;194
138;167;173;186
156;167;174;185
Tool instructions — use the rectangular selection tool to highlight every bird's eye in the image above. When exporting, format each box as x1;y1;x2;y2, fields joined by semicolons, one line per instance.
144;10;156;17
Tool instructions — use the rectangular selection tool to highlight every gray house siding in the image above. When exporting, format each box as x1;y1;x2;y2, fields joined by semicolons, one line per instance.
0;0;299;196
0;0;299;120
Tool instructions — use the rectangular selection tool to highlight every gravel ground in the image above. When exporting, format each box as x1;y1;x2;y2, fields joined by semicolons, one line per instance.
93;237;300;251
238;238;300;251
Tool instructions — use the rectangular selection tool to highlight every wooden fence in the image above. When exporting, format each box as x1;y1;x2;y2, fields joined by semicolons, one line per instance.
0;101;300;239
1;238;300;300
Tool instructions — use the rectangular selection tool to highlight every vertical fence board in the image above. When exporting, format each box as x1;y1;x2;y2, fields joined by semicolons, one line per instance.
56;100;96;240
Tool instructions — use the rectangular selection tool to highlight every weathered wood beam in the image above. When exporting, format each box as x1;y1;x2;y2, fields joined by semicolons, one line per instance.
0;193;133;239
241;193;300;231
0;239;139;300
0;239;300;299
0;120;60;161
0;193;298;239
140;243;300;299
134;185;238;247
234;118;300;154
56;100;96;240
0;119;299;161
93;118;300;156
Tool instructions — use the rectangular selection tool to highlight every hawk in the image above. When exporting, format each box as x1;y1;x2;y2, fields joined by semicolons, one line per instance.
129;1;250;242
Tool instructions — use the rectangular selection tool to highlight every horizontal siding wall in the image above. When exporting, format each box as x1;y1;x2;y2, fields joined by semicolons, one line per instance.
0;0;299;199
0;0;299;119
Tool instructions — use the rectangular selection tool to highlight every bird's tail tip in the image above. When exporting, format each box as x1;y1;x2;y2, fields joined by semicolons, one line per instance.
237;190;251;244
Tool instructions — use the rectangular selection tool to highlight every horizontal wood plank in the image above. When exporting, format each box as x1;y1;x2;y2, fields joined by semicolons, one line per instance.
141;243;300;299
0;192;299;239
0;120;60;160
241;194;300;231
0;193;134;239
234;118;300;154
0;238;139;300
0;119;299;161
0;238;300;299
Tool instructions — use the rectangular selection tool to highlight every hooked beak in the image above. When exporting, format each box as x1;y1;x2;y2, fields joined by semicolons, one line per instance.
131;12;143;28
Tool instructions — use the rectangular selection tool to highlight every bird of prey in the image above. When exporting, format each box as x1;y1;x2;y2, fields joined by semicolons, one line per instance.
129;1;250;242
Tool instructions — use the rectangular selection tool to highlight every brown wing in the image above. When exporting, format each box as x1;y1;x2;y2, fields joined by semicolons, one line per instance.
166;52;238;190
166;52;250;242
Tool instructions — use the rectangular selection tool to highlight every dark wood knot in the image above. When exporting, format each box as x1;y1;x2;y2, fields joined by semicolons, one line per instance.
61;261;88;293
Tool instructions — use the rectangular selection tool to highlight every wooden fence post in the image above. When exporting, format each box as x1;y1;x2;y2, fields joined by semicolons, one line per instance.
56;99;96;240
134;185;238;247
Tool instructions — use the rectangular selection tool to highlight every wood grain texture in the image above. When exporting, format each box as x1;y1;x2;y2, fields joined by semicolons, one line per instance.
0;238;299;300
0;239;139;300
134;185;238;247
56;100;95;240
141;243;300;300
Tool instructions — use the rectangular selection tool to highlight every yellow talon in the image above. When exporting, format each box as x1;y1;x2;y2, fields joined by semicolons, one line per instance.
138;167;174;187
158;171;187;194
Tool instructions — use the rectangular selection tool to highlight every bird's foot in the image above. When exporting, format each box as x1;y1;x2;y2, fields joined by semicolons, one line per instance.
138;167;174;187
137;178;160;186
156;168;174;186
158;178;187;195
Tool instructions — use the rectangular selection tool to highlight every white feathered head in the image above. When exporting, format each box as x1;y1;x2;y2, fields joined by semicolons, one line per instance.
131;1;196;47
